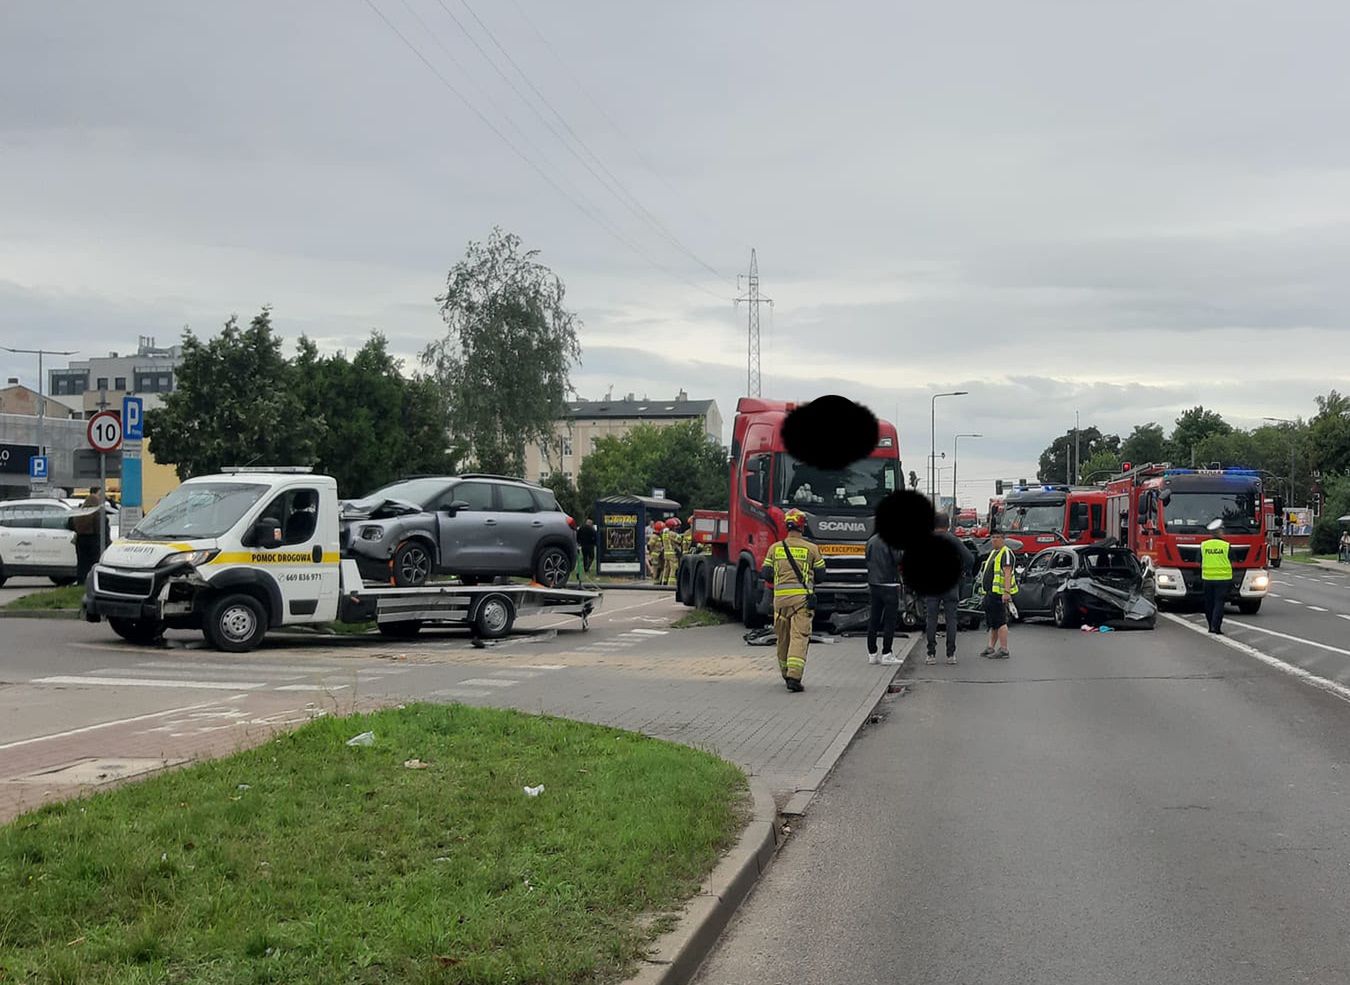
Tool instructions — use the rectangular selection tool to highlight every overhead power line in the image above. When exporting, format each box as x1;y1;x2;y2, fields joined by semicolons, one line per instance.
442;0;727;282
361;0;725;299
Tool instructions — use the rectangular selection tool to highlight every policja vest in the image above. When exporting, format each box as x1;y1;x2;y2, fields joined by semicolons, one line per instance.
1200;538;1232;581
981;545;1019;596
762;534;826;602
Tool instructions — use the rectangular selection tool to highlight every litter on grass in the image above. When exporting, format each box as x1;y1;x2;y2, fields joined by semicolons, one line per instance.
346;731;375;747
523;784;545;797
403;758;429;770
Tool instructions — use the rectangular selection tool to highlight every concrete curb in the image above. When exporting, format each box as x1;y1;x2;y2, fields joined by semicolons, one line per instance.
0;609;81;620
626;778;781;985
781;632;919;816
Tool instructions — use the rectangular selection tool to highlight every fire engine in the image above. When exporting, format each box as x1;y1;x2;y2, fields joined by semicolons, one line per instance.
998;484;1109;556
676;398;902;626
1104;463;1270;612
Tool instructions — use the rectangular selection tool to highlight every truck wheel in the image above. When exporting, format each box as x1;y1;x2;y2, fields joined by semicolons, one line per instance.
108;616;163;645
693;562;711;609
740;567;766;629
0;564;8;588
473;593;516;639
534;546;571;587
203;593;268;653
1270;558;1281;569
393;541;433;587
378;620;423;638
678;561;695;606
1238;599;1262;615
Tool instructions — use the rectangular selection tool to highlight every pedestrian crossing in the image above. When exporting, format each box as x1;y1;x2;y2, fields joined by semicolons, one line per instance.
30;657;411;695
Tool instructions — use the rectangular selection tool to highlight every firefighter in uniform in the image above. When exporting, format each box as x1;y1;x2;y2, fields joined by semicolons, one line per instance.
647;520;665;582
660;517;683;585
761;508;826;692
681;517;696;557
1201;519;1232;635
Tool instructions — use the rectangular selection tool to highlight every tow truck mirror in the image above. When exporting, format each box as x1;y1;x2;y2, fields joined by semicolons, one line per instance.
253;518;282;550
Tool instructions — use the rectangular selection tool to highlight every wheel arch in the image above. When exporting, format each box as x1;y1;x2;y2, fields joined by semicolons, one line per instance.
200;569;284;628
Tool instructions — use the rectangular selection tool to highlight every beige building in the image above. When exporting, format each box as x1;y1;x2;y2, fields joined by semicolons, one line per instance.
0;381;81;420
524;391;722;483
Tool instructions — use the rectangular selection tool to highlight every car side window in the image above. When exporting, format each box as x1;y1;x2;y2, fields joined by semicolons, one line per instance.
449;482;495;512
1026;553;1053;574
253;488;320;546
1053;552;1074;570
498;485;537;513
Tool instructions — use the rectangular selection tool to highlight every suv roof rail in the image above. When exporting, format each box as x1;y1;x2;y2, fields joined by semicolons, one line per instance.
457;473;528;483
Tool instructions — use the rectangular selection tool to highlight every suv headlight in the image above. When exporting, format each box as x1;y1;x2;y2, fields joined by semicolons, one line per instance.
158;549;219;568
360;526;384;541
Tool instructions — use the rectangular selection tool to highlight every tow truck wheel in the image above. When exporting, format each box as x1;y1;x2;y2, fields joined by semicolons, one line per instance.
1238;599;1262;615
109;616;163;645
393;542;433;587
378;620;423;639
204;593;268;652
473;593;516;639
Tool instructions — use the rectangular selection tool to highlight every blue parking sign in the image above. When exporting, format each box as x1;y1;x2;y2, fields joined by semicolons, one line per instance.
123;395;144;440
29;455;48;480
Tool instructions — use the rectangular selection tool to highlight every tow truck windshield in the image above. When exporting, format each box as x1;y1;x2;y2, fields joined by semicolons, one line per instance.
129;482;269;540
1008;502;1066;533
776;454;898;511
1164;491;1260;534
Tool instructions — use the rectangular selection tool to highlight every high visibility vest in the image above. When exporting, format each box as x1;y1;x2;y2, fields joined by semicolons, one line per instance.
982;546;1019;596
648;534;663;557
761;535;826;600
663;529;681;558
681;530;694;554
1201;538;1232;581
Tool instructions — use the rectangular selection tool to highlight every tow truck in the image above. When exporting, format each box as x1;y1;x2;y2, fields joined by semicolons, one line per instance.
1104;463;1269;613
675;397;902;626
82;468;599;652
1000;484;1109;556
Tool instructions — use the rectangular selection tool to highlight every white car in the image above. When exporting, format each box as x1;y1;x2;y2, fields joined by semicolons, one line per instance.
0;498;120;587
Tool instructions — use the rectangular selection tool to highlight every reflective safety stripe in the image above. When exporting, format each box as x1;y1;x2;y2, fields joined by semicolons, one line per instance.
1200;538;1232;580
763;538;824;599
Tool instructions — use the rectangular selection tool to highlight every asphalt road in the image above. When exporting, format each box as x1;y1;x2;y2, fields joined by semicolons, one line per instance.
697;616;1350;985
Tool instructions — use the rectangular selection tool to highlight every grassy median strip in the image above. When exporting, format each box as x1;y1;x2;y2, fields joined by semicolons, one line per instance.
1;704;748;984
3;583;84;611
672;608;734;629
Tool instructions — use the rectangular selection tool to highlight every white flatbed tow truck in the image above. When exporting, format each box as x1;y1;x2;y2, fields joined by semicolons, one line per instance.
82;468;599;652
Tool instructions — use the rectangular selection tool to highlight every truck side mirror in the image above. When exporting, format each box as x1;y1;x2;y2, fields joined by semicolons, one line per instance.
253;518;282;549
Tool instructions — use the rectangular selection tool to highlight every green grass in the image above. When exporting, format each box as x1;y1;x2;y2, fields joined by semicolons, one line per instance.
1;704;748;984
1284;553;1338;565
3;583;84;610
671;608;734;629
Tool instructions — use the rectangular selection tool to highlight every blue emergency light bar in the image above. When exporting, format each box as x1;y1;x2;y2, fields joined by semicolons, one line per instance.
1164;468;1259;478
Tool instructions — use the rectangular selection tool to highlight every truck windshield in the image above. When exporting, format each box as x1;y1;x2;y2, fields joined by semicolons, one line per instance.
130;482;269;540
1008;502;1066;533
776;454;898;510
1163;491;1260;534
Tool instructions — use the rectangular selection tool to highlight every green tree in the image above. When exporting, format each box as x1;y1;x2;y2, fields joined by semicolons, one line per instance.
1119;423;1169;466
1036;427;1120;484
577;421;729;514
1078;449;1120;483
422;229;581;476
540;472;587;522
1168;406;1232;465
145;309;318;479
1308;390;1350;481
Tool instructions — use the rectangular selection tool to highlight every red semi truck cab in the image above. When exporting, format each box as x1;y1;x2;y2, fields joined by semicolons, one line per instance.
999;484;1109;556
681;397;902;626
1104;464;1270;612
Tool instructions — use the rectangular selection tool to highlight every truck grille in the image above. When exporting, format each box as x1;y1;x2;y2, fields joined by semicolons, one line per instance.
96;570;154;598
822;556;868;586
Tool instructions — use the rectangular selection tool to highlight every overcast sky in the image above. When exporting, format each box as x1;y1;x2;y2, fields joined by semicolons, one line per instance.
3;0;1348;504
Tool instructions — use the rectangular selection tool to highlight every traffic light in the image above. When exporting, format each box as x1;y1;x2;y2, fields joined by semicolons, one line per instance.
995;479;1004;495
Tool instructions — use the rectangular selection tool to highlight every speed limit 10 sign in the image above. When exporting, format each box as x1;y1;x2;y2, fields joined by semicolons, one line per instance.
87;410;123;453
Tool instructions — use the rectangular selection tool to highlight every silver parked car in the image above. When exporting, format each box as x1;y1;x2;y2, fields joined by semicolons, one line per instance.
340;474;577;588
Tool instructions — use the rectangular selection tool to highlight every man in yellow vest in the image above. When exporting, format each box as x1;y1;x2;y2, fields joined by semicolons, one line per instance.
1201;519;1233;635
980;530;1018;659
761;509;826;692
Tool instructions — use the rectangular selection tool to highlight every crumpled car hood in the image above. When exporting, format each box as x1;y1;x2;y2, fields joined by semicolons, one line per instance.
1066;575;1156;621
339;497;423;520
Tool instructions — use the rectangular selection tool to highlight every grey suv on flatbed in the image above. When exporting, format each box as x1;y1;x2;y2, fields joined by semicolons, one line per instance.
340;474;577;588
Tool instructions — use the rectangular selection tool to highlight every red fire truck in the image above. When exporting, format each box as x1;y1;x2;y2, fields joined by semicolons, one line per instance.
952;508;981;537
677;397;902;626
1263;496;1284;568
998;484;1109;556
1104;463;1270;612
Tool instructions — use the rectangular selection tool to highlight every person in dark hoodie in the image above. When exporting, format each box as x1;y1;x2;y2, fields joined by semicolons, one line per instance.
865;528;904;666
925;513;975;665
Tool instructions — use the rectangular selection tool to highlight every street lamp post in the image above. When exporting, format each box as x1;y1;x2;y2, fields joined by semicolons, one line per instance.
952;433;983;516
930;390;969;503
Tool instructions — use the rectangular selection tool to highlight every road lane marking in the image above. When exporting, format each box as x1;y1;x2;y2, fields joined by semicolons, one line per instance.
1269;593;1282;598
1285;598;1303;605
490;670;540;678
457;678;519;688
0;701;222;751
429;687;492;699
95;667;304;681
1308;605;1329;612
1339;614;1350;622
133;661;353;674
521;664;567;670
1213;619;1350;657
274;683;350;691
627;629;669;636
1162;614;1350;705
32;676;266;691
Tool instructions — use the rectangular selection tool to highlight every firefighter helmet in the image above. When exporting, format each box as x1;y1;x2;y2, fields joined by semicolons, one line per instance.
652;520;664;532
783;508;807;531
664;516;681;530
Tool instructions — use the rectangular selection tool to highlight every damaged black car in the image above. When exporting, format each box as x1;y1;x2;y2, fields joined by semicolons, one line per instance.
1013;545;1157;629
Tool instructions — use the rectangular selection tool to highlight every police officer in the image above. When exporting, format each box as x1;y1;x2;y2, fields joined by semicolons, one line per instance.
660;517;683;585
761;508;826;692
1201;519;1232;634
647;520;665;582
979;530;1018;659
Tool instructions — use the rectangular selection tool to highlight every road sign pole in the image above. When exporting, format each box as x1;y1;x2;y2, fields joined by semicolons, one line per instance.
98;451;107;558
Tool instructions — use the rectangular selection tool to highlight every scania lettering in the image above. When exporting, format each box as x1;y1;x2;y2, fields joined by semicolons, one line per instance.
1104;463;1269;614
675;397;902;626
82;468;598;652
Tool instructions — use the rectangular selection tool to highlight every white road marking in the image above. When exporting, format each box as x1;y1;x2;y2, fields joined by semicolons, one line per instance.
134;660;353;674
628;629;669;636
0;701;222;751
521;664;567;670
457;678;519;688
1269;593;1282;598
95;667;304;681
275;683;350;692
1163;613;1350;705
1219;618;1350;657
1285;598;1304;605
429;687;492;698
490;670;540;679
32;676;265;691
1339;614;1350;621
1308;605;1329;612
